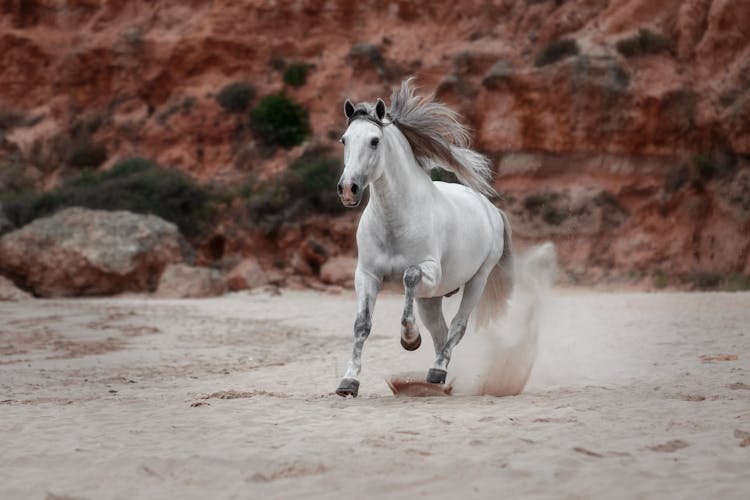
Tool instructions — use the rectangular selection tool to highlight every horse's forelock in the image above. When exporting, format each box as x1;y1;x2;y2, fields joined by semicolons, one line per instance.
346;102;385;127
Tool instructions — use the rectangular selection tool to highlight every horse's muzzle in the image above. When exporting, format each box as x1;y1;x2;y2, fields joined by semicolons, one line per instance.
337;180;362;207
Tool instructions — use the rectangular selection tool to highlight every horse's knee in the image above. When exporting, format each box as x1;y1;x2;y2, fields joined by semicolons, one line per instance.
403;265;422;289
354;312;371;338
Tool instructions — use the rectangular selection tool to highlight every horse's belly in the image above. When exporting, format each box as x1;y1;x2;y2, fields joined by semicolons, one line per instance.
436;241;490;293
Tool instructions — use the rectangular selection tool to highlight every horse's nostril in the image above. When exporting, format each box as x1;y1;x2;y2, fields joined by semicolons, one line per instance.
351;183;359;195
337;183;344;195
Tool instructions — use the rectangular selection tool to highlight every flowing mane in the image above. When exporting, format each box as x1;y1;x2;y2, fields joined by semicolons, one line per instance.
387;78;495;196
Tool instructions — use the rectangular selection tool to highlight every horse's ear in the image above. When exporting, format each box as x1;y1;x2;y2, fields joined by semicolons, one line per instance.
375;98;386;121
344;99;355;119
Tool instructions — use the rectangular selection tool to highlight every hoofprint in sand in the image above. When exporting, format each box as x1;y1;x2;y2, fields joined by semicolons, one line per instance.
1;290;749;499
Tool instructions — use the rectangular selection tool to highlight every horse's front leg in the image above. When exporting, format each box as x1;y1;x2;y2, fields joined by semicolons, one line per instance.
400;261;442;351
336;268;380;398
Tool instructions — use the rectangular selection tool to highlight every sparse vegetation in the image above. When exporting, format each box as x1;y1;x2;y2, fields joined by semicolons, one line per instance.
68;141;107;168
615;29;671;58
653;269;668;289
216;82;256;113
542;205;567;225
0;164;35;197
725;275;750;292
245;152;344;231
283;63;308;88
689;272;721;290
523;193;559;213
534;39;579;67
249;94;310;148
523;192;568;225
2;158;219;237
693;155;716;180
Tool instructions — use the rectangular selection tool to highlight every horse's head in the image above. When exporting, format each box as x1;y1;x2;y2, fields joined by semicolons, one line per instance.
337;98;387;207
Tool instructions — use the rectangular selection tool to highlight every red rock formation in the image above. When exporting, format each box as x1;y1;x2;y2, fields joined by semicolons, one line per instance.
0;0;748;288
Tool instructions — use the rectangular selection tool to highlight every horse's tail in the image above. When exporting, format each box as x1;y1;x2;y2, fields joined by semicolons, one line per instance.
474;209;514;329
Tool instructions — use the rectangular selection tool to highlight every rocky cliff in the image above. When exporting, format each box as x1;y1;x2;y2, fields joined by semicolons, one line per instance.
0;0;748;288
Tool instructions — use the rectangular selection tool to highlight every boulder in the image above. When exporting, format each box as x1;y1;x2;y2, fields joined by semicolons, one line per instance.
319;256;357;287
0;275;31;301
156;264;227;298
0;207;184;297
225;258;268;291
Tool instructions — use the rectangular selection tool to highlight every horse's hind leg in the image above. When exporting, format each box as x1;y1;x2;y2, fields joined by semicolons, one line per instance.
428;270;491;384
336;270;379;397
416;297;448;355
400;266;422;351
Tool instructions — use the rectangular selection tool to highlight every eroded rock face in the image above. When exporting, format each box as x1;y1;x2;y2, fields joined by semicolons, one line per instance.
1;0;746;176
0;207;184;297
155;264;227;298
0;0;747;287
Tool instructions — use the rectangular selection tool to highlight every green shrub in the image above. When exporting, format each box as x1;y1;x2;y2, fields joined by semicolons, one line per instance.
0;164;35;197
534;39;579;67
616;29;671;57
68;141;107;168
245;153;344;231
725;275;750;292
249;94;310;148
216;82;256;112
653;269;668;289
2;157;218;237
523;193;559;214
542;205;567;225
283;63;308;88
693;155;716;180
692;272;721;290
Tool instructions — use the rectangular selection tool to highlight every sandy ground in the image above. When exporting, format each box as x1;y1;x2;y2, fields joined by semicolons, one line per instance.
1;289;749;499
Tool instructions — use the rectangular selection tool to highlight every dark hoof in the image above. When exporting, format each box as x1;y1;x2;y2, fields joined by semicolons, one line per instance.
426;368;447;384
335;378;360;398
400;334;421;351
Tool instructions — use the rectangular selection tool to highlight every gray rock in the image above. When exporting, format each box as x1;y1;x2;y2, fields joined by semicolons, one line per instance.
156;264;227;298
0;275;31;301
0;207;184;297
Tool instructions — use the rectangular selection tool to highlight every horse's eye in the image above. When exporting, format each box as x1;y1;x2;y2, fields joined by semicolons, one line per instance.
340;137;346;145
370;137;380;148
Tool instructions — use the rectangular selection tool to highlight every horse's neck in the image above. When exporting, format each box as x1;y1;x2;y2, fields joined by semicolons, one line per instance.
368;128;435;225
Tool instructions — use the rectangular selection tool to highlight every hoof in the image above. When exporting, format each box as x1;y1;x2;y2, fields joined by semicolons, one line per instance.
400;334;421;351
335;378;360;398
426;368;447;384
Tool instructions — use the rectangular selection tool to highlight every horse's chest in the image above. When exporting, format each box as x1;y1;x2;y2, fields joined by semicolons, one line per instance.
366;228;431;278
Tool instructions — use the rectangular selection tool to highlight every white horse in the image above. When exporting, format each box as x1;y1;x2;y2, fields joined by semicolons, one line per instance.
335;79;513;397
